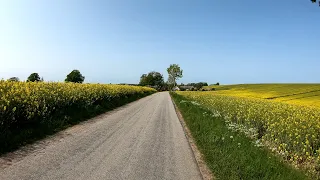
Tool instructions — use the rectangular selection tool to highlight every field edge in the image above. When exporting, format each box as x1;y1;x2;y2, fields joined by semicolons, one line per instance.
170;92;309;180
0;91;156;155
170;93;214;180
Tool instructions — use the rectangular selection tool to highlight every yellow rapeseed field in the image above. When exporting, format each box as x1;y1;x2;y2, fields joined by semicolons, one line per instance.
0;81;156;129
177;86;320;174
204;84;320;108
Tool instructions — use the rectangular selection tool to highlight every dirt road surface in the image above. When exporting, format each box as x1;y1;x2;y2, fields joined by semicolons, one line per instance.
0;92;202;180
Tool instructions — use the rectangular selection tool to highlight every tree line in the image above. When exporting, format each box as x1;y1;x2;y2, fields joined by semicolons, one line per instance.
139;64;183;91
139;64;218;91
6;70;85;83
7;64;217;91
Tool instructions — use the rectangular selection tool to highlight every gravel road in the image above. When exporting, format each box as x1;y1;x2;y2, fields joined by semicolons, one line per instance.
0;92;202;180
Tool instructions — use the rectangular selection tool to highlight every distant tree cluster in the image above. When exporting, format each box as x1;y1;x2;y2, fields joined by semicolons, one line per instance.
138;64;220;92
139;71;165;91
185;82;208;90
177;82;209;91
7;77;19;82
7;69;85;83
5;64;218;92
138;64;184;91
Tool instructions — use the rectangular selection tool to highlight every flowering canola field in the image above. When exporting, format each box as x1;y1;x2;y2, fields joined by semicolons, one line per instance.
204;84;320;108
0;81;156;131
177;84;320;175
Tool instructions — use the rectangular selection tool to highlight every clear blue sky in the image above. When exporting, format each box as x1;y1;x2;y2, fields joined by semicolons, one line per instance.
0;0;319;84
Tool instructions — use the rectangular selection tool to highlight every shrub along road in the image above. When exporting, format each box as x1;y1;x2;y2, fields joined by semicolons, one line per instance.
0;92;202;180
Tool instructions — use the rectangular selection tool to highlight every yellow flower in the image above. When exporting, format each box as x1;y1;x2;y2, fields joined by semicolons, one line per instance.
176;87;320;165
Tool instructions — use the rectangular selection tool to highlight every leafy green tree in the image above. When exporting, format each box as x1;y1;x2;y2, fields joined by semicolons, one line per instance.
65;70;85;83
7;77;19;82
27;73;41;82
167;64;183;87
139;71;164;90
139;74;149;86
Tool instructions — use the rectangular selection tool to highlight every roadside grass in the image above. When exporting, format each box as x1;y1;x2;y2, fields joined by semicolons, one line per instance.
0;92;153;155
170;92;309;180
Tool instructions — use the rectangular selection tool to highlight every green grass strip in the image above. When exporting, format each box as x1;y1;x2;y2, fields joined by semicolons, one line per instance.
170;92;309;180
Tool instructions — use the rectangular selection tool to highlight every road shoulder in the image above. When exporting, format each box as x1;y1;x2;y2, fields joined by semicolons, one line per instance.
170;93;214;180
